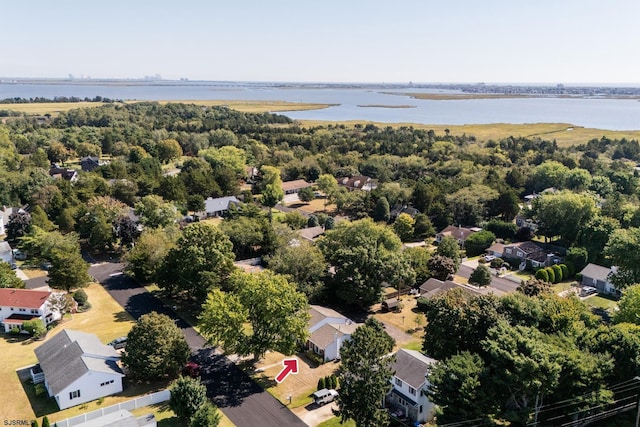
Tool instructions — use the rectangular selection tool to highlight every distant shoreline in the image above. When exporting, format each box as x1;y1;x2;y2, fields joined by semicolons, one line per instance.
357;104;416;108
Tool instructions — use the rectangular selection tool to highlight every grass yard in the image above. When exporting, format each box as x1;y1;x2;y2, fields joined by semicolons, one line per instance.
19;266;48;279
372;294;425;351
292;198;337;215
251;351;340;409
552;282;576;293
0;101;107;115
318;417;356;427
0;282;138;424
584;294;619;311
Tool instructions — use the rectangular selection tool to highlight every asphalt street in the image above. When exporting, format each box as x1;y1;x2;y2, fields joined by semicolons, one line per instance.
457;264;520;294
89;261;307;427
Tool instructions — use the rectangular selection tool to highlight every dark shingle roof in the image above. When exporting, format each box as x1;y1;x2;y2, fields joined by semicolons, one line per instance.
35;330;122;396
580;263;612;282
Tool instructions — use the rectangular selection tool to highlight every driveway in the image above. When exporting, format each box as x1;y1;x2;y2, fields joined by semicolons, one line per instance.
458;264;519;294
293;402;338;426
90;261;307;427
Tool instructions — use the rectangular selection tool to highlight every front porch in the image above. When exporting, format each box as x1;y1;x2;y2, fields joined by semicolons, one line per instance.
385;388;420;424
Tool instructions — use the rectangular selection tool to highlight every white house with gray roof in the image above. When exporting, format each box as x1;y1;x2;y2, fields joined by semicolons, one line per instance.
579;263;620;296
385;349;436;424
200;196;240;218
306;305;359;362
32;329;124;409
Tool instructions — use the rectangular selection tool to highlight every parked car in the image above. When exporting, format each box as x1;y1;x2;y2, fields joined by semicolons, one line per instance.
108;336;127;349
13;249;27;261
484;255;496;262
41;261;53;271
312;388;338;406
580;286;598;297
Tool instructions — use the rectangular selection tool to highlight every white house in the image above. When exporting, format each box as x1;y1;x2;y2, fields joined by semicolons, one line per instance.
306;305;359;362
385;349;436;424
32;329;125;410
579;263;620;296
200;196;240;217
0;288;60;333
0;241;12;264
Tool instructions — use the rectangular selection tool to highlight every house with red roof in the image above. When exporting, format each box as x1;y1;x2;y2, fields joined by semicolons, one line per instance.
0;288;61;333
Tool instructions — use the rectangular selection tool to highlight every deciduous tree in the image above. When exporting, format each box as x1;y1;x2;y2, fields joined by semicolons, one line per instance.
169;376;207;422
469;264;492;287
122;312;190;380
0;262;24;288
199;271;309;362
335;319;395;427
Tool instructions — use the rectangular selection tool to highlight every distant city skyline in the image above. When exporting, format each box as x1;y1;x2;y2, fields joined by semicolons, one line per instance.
1;1;638;84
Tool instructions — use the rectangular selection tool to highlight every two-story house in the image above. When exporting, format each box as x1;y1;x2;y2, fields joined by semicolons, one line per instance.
32;329;125;410
0;288;60;333
338;176;378;192
502;241;560;269
306;305;359;362
385;349;436;424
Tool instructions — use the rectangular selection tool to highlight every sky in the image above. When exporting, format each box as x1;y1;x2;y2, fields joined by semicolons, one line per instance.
2;0;639;84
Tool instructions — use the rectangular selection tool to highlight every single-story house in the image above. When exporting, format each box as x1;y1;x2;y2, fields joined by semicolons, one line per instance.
515;215;539;232
306;305;359;362
385;349;436;424
282;179;313;195
579;263;620;296
49;166;79;182
486;242;505;258
32;329;125;410
390;205;420;220
80;156;107;172
338;176;378;192
0;241;12;264
64;409;156;427
296;226;325;242
200;196;240;218
419;278;482;299
502;241;560;269
0;288;60;333
435;225;481;246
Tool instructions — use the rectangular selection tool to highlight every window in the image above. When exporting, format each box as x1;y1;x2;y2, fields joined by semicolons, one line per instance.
100;380;114;387
31;309;39;314
419;405;423;413
395;378;403;387
409;386;416;396
19;308;26;312
69;390;81;399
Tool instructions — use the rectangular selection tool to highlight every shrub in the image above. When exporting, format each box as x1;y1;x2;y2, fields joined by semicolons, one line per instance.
535;268;549;282
416;297;429;313
34;383;47;397
73;289;88;306
10;327;20;335
575;273;583;282
559;264;569;280
564;261;576;278
490;258;505;269
41;417;50;427
318;377;326;390
552;264;563;283
546;267;555;284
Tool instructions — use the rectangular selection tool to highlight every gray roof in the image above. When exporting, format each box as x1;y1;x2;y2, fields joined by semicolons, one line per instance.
0;241;11;254
35;330;122;396
392;349;436;389
419;278;479;299
580;263;612;282
309;322;359;349
204;196;240;214
297;226;324;241
309;305;347;328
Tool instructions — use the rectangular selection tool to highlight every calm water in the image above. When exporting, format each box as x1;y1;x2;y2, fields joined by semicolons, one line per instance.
1;82;639;130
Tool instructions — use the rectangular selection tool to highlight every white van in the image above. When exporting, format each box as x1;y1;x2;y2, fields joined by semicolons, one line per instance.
313;388;338;405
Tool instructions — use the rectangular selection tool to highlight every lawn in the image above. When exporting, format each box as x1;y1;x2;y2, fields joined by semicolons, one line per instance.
0;282;137;424
0;101;107;115
129;402;235;427
584;294;619;311
372;293;425;351
250;351;340;409
318;417;356;427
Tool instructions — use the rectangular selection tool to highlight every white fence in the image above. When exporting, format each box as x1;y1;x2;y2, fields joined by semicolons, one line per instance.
53;389;170;427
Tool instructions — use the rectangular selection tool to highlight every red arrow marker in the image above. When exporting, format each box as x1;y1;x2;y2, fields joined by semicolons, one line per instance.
275;358;299;383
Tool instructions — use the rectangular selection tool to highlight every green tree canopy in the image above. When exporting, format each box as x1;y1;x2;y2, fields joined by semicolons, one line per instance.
199;270;309;361
469;264;492;287
0;262;24;288
335;319;395;427
124;227;177;282
169;376;208;422
436;235;461;269
464;230;496;257
532;191;596;243
122;312;190;380
158;222;235;300
134;195;179;229
393;212;415;241
604;227;640;289
318;218;415;307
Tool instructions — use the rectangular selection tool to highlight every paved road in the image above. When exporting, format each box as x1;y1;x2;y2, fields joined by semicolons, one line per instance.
458;265;519;294
90;261;307;427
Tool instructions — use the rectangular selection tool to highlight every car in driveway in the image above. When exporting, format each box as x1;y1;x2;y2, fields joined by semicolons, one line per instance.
108;336;127;349
484;255;496;262
580;286;598;297
312;388;338;405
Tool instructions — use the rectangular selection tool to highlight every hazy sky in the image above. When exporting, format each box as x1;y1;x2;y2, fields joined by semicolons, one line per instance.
2;0;638;83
